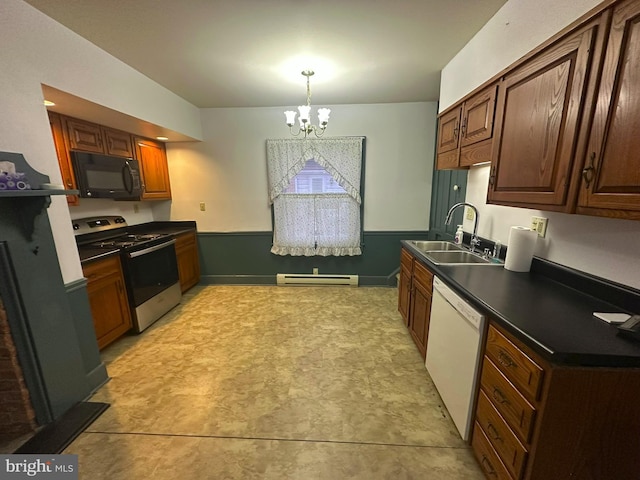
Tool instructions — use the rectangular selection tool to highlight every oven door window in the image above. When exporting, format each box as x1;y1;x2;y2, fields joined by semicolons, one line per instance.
127;243;179;306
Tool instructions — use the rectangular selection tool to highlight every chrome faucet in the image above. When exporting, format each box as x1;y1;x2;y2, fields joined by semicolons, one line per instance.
445;202;480;253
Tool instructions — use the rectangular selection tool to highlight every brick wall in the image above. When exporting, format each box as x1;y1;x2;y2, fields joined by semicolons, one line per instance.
0;296;36;436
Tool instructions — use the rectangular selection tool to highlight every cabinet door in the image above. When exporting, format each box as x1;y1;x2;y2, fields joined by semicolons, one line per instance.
436;106;463;155
65;118;104;153
488;21;601;209
409;280;431;360
48;111;79;206
134;137;172;200
175;232;200;293
460;85;497;148
103;127;134;158
83;256;132;350
578;0;640;218
398;264;412;326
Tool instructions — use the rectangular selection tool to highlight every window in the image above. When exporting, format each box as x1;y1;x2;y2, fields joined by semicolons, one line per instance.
266;138;365;256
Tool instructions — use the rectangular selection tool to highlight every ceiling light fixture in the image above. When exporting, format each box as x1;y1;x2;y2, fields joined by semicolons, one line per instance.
156;136;169;141
43;100;55;106
284;70;330;138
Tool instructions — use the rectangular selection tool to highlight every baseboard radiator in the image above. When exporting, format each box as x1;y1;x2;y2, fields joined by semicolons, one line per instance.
276;273;359;286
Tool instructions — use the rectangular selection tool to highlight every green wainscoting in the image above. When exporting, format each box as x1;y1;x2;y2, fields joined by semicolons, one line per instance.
197;231;430;286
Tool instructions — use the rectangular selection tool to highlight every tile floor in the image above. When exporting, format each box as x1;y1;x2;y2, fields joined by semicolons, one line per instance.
65;285;484;479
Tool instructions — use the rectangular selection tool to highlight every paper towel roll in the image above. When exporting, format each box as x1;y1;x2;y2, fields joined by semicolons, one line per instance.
504;226;538;272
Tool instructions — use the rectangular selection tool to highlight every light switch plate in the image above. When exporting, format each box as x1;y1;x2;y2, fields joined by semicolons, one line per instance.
199;202;206;211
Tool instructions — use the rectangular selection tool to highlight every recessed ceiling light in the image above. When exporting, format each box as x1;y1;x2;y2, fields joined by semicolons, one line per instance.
156;136;169;141
43;100;55;106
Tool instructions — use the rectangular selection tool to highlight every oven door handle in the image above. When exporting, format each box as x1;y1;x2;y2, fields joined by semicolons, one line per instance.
128;239;176;258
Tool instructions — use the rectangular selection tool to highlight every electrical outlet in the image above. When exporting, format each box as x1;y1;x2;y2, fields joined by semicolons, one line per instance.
313;268;319;275
465;207;475;220
133;204;139;214
199;202;206;212
530;216;548;237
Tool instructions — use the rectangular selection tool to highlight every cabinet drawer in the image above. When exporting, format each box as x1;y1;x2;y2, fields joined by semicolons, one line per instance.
481;356;536;443
82;254;121;283
476;389;528;479
400;248;413;270
413;261;433;290
486;324;544;402
472;422;514;480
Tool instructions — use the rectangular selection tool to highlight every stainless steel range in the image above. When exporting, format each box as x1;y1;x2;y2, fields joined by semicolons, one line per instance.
73;216;181;333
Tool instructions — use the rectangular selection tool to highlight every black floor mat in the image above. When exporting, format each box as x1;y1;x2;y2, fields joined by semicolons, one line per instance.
14;402;109;454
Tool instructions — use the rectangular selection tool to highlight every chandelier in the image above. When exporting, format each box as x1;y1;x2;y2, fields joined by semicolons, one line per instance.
284;70;331;138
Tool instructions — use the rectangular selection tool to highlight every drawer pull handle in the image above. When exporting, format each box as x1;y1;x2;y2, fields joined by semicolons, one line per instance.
582;152;596;188
498;350;516;368
487;422;503;443
481;456;498;477
492;387;509;405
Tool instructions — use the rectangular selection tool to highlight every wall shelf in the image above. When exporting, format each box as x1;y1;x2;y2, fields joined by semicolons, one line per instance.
0;189;78;197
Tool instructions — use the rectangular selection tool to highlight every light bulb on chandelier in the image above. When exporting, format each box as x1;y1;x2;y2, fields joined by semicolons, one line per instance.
284;70;331;138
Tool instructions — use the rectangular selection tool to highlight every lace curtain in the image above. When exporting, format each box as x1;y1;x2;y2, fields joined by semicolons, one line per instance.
266;137;364;256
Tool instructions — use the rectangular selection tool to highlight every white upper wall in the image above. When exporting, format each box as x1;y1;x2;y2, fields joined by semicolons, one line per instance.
440;0;640;290
0;0;201;283
439;0;603;111
161;103;436;232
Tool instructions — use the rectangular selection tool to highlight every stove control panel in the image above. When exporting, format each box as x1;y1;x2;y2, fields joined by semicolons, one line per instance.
72;216;128;236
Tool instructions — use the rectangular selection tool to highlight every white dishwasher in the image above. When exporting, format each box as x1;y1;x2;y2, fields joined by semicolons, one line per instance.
425;276;486;441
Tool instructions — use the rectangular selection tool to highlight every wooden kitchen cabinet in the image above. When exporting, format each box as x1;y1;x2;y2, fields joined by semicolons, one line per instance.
436;85;497;170
397;247;434;360
47;111;78;206
82;254;132;350
64;117;104;154
487;16;605;211
134;136;172;200
408;261;433;359
64;117;134;158
398;248;413;326
175;230;200;292
472;321;640;480
577;0;640;220
103;127;135;158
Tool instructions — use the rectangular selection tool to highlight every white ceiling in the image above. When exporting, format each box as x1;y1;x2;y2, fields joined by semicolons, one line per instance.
25;0;507;109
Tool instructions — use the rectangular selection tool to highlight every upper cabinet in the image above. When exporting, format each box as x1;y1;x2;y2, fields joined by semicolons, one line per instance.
487;16;606;211
436;85;497;170
65;117;134;158
577;0;640;220
47;111;79;206
134;137;172;200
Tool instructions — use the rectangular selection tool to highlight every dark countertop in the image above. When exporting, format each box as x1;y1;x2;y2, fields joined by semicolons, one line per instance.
401;240;640;367
129;220;197;237
78;247;120;264
77;221;197;263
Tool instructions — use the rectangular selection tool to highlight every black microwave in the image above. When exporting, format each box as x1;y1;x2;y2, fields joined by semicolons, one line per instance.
71;151;142;200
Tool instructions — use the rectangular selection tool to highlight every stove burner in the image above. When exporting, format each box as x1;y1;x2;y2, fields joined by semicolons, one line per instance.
89;233;170;249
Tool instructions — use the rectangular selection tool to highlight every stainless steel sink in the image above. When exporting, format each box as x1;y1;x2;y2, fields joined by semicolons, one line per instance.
407;240;464;252
424;250;502;266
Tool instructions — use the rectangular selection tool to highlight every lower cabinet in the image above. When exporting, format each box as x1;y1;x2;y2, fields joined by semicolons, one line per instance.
82;254;132;350
398;247;434;360
175;230;200;293
473;321;640;480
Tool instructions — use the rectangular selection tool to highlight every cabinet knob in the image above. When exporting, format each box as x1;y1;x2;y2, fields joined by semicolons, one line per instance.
453;184;459;191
